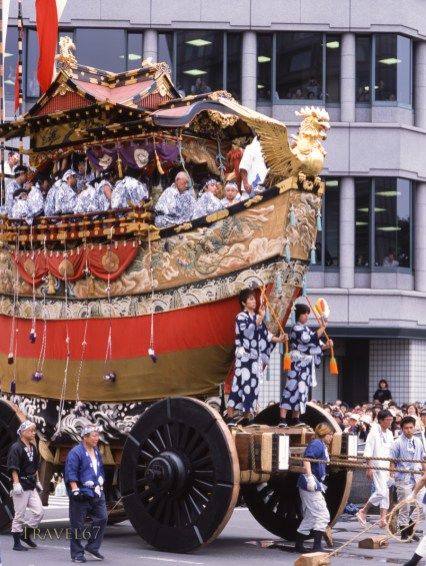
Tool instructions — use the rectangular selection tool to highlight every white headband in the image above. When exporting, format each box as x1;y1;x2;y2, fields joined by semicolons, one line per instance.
18;420;36;435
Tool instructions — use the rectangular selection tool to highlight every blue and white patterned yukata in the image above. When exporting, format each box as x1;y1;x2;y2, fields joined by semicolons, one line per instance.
280;323;323;414
154;184;196;228
10;197;28;220
44;185;58;217
26;184;45;223
193;191;222;219
75;185;98;214
96;180;113;211
227;311;274;413
111;177;148;209
54;181;77;214
4;180;22;216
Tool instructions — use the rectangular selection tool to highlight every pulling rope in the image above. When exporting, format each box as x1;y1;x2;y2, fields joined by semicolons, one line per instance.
290;455;425;474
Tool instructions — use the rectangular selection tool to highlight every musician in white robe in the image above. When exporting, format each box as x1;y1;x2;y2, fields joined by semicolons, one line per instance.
220;181;241;207
111;173;149;209
54;169;78;214
154;171;196;228
193;179;222;219
10;188;29;220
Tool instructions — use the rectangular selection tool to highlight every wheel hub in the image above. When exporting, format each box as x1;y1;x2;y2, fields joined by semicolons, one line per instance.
145;450;190;497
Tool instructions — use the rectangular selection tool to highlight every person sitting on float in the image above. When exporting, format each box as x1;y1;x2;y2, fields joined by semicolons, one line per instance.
220;181;241;207
5;165;28;217
111;167;149;210
26;173;50;223
75;157;94;194
54;169;78;215
10;187;29;220
154;171;196;228
192;178;222;219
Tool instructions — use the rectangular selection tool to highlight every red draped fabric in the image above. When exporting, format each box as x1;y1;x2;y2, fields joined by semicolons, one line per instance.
12;243;139;285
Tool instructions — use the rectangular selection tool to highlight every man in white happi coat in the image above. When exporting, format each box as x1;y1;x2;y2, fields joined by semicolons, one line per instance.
111;171;149;209
25;175;50;224
154;171;196;228
5;165;28;217
10;187;29;220
54;169;78;214
239;137;268;200
357;409;394;528
193;179;222;219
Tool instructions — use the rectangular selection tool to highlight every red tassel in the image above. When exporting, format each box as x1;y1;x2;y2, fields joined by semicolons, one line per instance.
283;352;291;371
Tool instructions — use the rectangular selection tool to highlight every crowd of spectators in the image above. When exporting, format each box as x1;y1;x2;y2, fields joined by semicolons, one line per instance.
309;379;426;444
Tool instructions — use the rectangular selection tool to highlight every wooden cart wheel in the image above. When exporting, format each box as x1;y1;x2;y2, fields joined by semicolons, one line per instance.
241;401;352;541
0;400;25;532
120;397;240;552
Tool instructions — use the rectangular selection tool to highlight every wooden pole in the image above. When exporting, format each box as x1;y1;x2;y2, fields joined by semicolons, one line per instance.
17;0;23;164
0;0;5;205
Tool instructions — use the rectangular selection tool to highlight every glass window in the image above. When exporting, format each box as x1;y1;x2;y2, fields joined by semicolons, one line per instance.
276;32;322;101
5;26;18;101
127;32;143;71
356;36;371;103
325;35;340;103
176;31;223;96
375;34;411;104
26;29;39;98
257;34;272;103
374;178;411;268
315;179;340;267
75;28;126;73
355;178;371;267
226;33;242;101
158;32;175;83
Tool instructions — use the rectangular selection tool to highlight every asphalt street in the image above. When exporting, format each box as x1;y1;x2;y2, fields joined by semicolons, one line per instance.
0;496;419;566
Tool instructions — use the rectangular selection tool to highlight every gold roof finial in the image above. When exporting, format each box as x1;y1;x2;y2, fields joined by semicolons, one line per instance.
55;36;77;70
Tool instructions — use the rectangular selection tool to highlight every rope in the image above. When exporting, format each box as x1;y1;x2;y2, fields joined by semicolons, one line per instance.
385;499;423;543
328;498;422;557
290;455;425;474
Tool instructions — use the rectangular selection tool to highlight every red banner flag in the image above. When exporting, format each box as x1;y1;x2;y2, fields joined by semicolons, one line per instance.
35;0;59;93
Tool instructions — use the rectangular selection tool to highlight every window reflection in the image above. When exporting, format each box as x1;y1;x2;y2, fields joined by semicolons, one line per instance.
355;178;370;267
276;32;322;101
226;34;242;101
176;31;222;96
257;34;272;103
375;34;411;104
325;35;340;103
356;36;371;103
5;26;18;101
315;179;340;267
75;28;126;73
127;33;143;71
375;178;411;268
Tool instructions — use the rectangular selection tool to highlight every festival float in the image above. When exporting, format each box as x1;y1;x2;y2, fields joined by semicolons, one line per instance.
0;39;354;552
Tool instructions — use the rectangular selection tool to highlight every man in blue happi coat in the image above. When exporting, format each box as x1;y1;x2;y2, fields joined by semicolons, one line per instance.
64;425;107;563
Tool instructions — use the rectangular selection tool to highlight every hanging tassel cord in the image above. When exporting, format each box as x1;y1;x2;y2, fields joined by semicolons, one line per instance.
104;268;113;371
75;247;89;402
54;242;71;438
36;237;49;374
30;225;37;336
147;230;156;353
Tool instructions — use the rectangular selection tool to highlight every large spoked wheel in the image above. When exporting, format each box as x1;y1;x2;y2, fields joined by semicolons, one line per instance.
0;400;25;532
241;402;352;542
120;397;240;552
